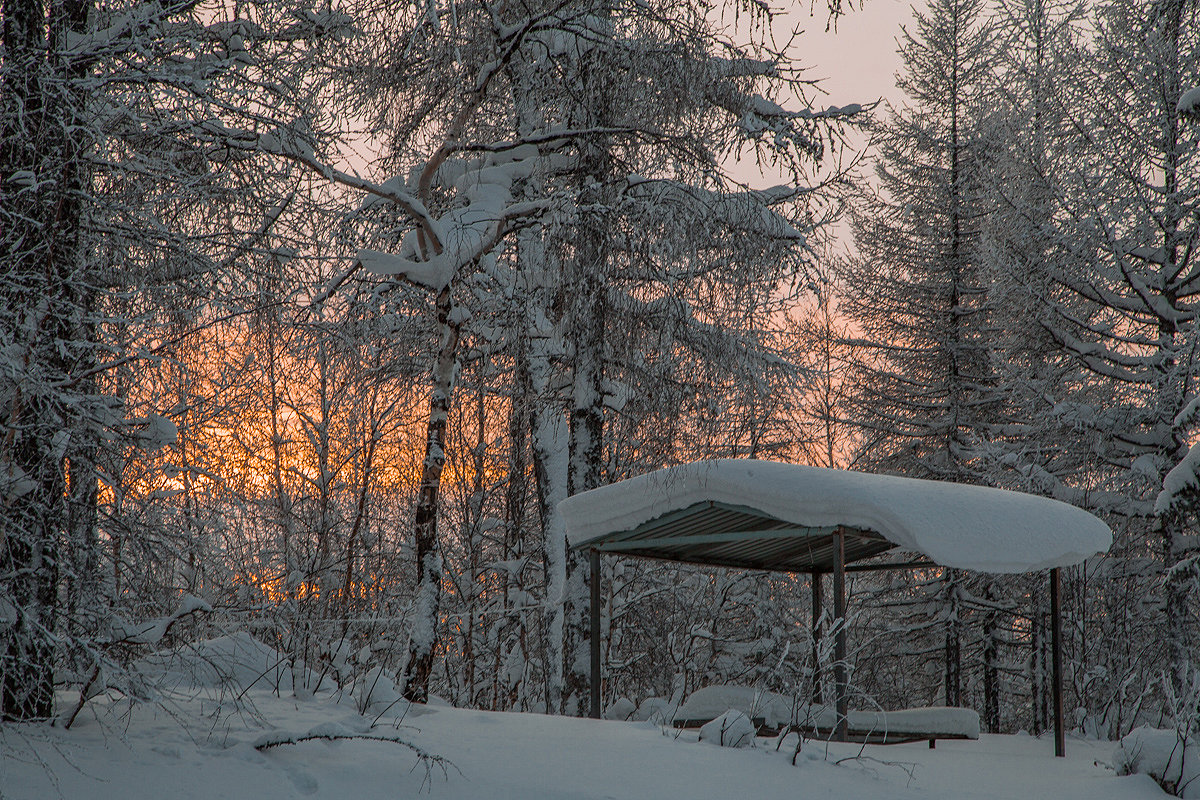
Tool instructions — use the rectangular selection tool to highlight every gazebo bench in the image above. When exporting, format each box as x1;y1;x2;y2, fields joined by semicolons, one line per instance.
672;695;980;749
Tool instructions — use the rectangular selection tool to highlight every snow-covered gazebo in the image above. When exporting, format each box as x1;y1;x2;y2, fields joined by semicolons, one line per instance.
558;460;1113;756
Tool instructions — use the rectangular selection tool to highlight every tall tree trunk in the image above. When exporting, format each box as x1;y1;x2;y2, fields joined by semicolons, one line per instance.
1;0;92;722
563;273;605;715
464;355;488;707
943;571;962;707
500;332;530;711
532;358;569;713
982;582;1001;732
560;1;614;717
403;286;461;703
1029;588;1044;735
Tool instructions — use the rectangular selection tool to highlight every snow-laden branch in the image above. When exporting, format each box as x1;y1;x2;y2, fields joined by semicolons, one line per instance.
1039;313;1158;383
359;146;568;291
256;129;444;254
105;595;212;647
64;3;353;67
1157;441;1200;514
1178;85;1200;116
624;176;808;241
416;0;583;201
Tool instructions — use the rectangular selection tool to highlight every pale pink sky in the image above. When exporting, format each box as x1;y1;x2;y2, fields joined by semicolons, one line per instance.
720;0;915;192
789;0;914;109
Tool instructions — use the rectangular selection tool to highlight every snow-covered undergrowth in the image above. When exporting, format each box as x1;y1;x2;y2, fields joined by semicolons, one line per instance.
0;637;1171;800
699;709;757;748
1113;727;1200;797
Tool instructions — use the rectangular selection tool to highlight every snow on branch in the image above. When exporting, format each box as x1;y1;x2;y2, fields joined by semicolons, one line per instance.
64;4;353;67
1175;394;1200;430
1156;442;1200;515
1039;317;1148;384
105;595;212;647
1178;86;1200;117
706;67;867;158
624;176;808;241
256;128;443;253
415;2;590;199
360;146;563;291
450;126;640;154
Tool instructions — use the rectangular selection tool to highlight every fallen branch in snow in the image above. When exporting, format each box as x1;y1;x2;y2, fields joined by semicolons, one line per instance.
253;726;459;790
834;753;919;787
61;665;102;730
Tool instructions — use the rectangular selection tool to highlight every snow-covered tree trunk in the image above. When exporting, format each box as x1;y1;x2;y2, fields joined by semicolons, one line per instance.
560;0;617;718
981;582;1001;732
1;0;92;721
944;573;963;707
562;230;609;715
1029;587;1049;734
404;286;461;703
533;378;570;712
501;336;532;710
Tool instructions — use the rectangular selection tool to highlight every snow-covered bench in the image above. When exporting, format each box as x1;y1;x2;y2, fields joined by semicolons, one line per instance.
671;685;980;748
794;706;981;747
672;685;795;731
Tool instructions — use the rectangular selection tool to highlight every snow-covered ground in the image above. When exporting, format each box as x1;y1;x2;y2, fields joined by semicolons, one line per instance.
3;687;1165;800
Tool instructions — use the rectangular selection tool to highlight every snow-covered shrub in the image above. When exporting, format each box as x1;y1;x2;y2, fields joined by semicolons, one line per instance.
698;710;757;748
353;666;408;717
604;697;636;721
1112;727;1200;797
135;632;300;694
633;697;672;723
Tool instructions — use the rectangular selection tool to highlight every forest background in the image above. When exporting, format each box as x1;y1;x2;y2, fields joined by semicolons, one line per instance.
1;0;1198;750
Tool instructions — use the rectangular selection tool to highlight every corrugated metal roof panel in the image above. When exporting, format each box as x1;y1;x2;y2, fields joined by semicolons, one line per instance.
592;501;896;573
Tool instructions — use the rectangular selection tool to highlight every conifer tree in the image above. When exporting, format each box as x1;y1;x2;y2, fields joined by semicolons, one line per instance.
840;0;997;708
1030;0;1200;698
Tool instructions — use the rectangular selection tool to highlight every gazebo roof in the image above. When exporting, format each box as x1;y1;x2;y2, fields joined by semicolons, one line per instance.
559;460;1112;574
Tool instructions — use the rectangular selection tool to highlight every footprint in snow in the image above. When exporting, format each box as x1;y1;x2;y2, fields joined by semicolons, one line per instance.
286;767;319;795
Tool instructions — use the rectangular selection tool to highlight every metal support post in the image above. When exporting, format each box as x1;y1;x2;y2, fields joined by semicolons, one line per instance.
833;528;848;742
589;548;601;720
1050;567;1065;757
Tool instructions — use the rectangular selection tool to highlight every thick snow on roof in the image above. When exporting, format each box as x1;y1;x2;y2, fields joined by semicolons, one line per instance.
560;460;1112;573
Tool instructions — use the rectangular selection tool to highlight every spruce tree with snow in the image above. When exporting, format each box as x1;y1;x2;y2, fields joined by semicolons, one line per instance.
976;0;1100;733
973;0;1171;737
842;0;998;482
1024;0;1200;699
981;0;1093;484
839;0;998;710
